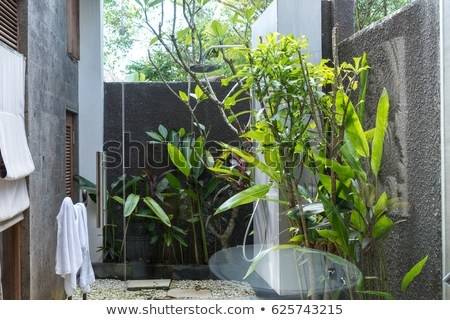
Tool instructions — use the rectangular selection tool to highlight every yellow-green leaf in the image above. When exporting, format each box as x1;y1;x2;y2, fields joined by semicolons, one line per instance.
144;197;171;227
401;256;428;292
179;91;189;103
215;184;271;215
371;88;390;176
168;143;191;177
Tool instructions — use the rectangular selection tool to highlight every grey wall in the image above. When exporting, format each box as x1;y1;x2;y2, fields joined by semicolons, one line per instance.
338;0;441;299
22;0;79;299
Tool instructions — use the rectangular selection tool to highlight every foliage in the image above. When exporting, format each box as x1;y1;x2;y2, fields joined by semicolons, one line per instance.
211;33;428;298
127;50;185;81
355;0;411;30
104;0;140;79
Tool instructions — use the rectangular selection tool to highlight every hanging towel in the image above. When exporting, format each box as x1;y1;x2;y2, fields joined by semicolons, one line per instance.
74;203;95;293
55;197;83;297
0;41;32;225
0;43;25;117
0;112;35;180
0;179;30;223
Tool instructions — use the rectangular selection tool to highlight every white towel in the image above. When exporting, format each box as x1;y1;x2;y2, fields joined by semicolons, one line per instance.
0;43;25;117
55;198;83;297
0;112;35;180
0;179;30;223
74;203;95;293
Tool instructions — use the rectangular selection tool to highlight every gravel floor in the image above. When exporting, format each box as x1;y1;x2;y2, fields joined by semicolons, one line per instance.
73;279;256;300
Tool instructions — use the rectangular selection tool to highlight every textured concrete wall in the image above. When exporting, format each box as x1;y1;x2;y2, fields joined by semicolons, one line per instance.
338;0;441;299
22;0;79;299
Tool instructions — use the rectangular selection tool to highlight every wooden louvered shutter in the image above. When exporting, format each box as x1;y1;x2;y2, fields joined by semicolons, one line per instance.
65;112;75;197
0;0;19;50
67;0;80;60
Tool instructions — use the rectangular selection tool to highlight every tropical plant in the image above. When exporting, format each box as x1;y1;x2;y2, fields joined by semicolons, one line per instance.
146;124;245;263
210;33;427;298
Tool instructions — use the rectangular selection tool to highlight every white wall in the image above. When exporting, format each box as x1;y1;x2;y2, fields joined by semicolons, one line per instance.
79;0;104;263
441;0;450;300
252;0;322;62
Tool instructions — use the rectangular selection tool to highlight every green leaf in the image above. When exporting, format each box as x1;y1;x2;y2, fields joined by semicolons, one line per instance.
351;210;367;233
343;93;370;157
124;194;140;217
365;128;375;142
220;143;280;182
374;192;389;217
314;155;354;181
146;131;163;142
194;85;205;101
207;20;228;38
316;229;339;242
168;143;191;177
112;196;124;205
401;256;428;292
357;53;369;122
144;197;171;227
215;184;271;215
158;125;168;139
371;88;390;176
179;91;189;103
372;215;394;239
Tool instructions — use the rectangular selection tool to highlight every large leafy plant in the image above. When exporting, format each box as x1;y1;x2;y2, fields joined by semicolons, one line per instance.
147;125;244;264
211;33;427;298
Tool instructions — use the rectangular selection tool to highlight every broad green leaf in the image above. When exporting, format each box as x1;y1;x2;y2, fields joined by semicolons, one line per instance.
168;143;191;177
401;256;428;292
215;184;271;215
371;88;390;176
365;128;375;142
372;215;394;239
220;143;280;182
317;229;339;242
319;174;350;200
144;197;171;227
314;155;354;181
289;234;304;244
374;192;389;217
112;196;124;205
351;210;367;233
165;172;181;190
207;20;228;38
124;194;140;217
343;93;370;157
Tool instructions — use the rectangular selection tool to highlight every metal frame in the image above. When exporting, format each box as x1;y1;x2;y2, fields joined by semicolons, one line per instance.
440;0;450;300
